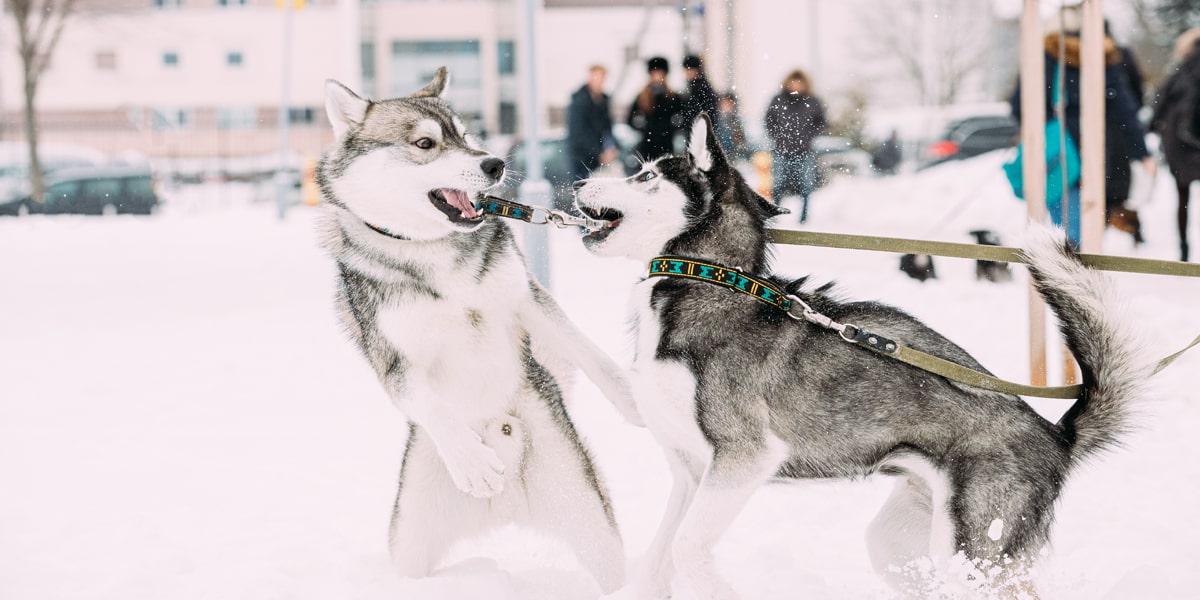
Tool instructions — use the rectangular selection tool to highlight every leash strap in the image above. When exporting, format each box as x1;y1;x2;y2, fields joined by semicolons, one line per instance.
647;256;1197;400
648;257;794;311
766;229;1200;278
476;195;606;231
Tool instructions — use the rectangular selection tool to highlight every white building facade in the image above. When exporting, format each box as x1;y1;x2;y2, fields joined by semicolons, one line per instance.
0;0;1013;161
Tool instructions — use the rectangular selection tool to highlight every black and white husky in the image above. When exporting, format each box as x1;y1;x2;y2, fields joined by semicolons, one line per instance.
315;68;640;592
573;115;1146;599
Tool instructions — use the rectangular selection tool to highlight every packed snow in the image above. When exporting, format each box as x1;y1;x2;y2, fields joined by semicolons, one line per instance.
2;152;1198;599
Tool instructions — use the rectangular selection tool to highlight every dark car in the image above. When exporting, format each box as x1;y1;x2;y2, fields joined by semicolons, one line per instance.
1;165;160;216
811;135;871;187
493;134;577;211
921;115;1019;167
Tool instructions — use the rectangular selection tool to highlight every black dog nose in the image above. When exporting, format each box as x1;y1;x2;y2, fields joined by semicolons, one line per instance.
480;157;505;181
572;180;587;191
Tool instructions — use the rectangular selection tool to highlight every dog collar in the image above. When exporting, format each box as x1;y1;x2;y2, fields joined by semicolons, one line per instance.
647;256;793;312
362;220;409;240
476;196;536;223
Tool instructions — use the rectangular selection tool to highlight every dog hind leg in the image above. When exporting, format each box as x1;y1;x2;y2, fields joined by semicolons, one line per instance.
388;424;497;578
945;458;1056;599
515;392;627;594
865;475;936;597
637;451;703;599
670;435;789;600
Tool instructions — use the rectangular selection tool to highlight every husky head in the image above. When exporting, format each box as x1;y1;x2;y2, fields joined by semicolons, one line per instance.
318;68;506;240
573;114;787;270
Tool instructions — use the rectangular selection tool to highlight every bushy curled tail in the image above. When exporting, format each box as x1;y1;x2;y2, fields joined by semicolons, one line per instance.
1022;225;1148;463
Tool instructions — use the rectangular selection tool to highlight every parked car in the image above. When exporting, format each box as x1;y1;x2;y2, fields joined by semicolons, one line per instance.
0;143;110;215
921;115;1019;168
0;165;160;216
812;135;872;187
492;132;578;212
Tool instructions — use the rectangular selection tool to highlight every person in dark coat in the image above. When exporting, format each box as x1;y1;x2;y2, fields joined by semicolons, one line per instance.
681;54;719;126
1151;27;1200;261
627;56;684;167
1008;7;1153;247
566;64;618;182
871;130;903;175
713;93;748;161
764;68;827;223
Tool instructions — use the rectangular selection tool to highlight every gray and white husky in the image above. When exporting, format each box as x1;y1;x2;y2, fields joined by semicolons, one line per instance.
573;115;1146;599
315;68;640;591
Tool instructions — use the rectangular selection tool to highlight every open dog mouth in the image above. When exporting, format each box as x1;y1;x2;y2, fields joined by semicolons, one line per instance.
579;205;624;244
428;188;484;226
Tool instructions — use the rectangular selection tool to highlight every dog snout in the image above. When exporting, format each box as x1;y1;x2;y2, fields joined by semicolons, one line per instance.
480;157;505;182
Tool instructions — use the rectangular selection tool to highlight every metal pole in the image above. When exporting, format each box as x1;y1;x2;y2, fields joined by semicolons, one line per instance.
725;0;736;93
340;0;362;91
1020;0;1048;386
519;0;551;288
275;1;294;220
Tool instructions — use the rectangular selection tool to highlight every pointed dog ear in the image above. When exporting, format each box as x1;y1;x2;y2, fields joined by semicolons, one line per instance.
324;79;369;141
412;67;450;99
687;113;720;171
757;193;791;217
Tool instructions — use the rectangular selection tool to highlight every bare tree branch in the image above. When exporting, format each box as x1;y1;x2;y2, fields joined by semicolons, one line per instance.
6;0;78;204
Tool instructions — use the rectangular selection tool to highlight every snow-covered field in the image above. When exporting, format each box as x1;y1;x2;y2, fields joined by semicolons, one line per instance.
2;153;1198;599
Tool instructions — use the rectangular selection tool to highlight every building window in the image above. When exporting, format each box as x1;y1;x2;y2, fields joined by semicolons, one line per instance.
95;50;116;71
217;107;257;130
154;0;183;8
288;107;316;125
391;40;482;130
152;107;192;130
227;51;243;67
497;40;515;75
163;52;179;67
217;0;247;5
359;41;376;98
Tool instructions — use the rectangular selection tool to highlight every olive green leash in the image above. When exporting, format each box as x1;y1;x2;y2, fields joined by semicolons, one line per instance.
647;254;1200;400
766;229;1200;278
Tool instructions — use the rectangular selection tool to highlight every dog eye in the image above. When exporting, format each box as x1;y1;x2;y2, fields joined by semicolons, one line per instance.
413;138;435;150
636;171;657;183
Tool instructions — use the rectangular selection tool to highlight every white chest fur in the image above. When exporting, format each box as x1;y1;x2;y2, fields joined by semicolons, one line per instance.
629;280;712;462
375;252;528;419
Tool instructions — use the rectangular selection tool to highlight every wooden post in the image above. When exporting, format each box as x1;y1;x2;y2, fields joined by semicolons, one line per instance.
1020;0;1048;387
1080;0;1107;252
1064;0;1107;385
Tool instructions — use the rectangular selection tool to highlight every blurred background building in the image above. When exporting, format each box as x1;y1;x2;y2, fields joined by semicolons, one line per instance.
0;0;1190;170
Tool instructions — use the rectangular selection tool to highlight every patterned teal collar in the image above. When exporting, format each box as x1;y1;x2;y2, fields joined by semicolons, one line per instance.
647;256;793;312
476;196;535;223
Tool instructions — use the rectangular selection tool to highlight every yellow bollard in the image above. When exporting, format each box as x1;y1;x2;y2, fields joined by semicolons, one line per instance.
302;157;320;206
751;150;773;200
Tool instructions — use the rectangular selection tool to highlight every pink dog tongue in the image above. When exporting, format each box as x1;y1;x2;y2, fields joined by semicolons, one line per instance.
441;189;478;218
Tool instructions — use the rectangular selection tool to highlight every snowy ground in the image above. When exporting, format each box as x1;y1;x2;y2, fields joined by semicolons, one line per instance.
2;152;1198;599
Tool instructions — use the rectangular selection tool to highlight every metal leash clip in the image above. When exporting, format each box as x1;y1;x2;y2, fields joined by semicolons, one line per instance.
784;293;859;343
478;195;606;232
542;208;607;232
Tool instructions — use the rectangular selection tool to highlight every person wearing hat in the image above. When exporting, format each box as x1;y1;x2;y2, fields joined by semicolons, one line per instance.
681;54;719;126
626;56;684;166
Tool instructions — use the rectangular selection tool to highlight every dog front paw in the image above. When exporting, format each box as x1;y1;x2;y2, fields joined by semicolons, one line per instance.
439;435;505;498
